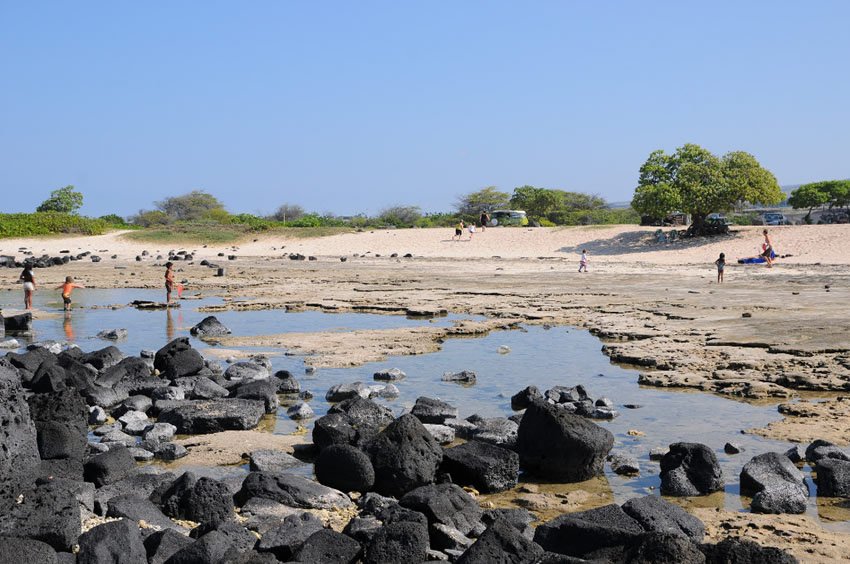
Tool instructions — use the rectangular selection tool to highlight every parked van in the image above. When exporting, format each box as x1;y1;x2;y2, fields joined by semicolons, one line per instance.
489;210;528;227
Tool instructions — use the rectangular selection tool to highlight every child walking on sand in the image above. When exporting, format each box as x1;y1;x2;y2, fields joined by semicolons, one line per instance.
453;220;464;241
57;276;85;310
578;249;588;272
468;222;476;240
714;253;725;283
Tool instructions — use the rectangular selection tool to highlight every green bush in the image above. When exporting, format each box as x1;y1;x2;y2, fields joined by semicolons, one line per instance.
548;208;640;226
0;212;108;238
98;214;128;227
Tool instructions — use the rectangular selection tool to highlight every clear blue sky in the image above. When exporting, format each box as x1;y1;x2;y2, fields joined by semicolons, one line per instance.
2;1;848;217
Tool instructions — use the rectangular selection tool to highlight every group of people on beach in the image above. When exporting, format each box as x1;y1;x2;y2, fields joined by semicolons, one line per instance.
713;229;774;283
17;261;180;311
452;211;492;241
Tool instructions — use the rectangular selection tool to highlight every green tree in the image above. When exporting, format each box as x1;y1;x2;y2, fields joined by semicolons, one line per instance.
270;204;306;222
378;205;422;227
36;185;84;214
557;190;607;211
631;143;783;233
820;180;850;208
788;183;831;223
130;209;170;227
455;186;510;216
509;186;561;221
156;190;225;221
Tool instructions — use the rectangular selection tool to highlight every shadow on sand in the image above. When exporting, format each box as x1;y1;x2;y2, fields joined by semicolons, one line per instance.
557;229;745;256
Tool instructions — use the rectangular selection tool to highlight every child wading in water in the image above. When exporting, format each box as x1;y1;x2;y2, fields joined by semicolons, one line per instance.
57;276;85;310
578;249;588;272
714;253;725;283
165;262;175;303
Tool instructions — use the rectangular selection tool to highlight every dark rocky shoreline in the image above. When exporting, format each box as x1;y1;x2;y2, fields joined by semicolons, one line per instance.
0;317;837;562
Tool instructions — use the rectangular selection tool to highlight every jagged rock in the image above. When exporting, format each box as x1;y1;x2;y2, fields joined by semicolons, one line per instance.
154;338;204;380
154;443;188;461
362;522;429;564
84;446;136;487
621;495;705;542
4;312;33;332
0;481;81;551
0;364;43;501
164;522;256;563
224;361;270;383
326;382;369;402
190;377;229;400
468;417;518;449
255;512;325;561
442;370;476;384
700;537;798;563
143;529;193;564
482;508;536;539
190;316;231;338
294;529;362;563
660;443;724;496
82;346;123;371
533;504;643;558
99;429;137;447
815;458;850;497
626;532;705;564
313;413;358;451
740;452;808;513
724;442;744;455
0;537;58;564
374;368;406;381
128;447;154;461
423;423;455;444
806;439;849;463
442;441;519;493
609;453;640;475
276;372;301;394
329;396;394;429
316;444;375;492
516;400;613;482
97;328;128;341
95;472;177;515
248;450;304;473
107;494;184;532
411;396;458;424
511;386;543;411
143;422;177;443
367;414;443;497
89;405;108;425
343;516;383;544
456;518;544;564
399;483;482;535
76;518;146;564
157;399;266;434
231;380;279;413
785;445;805;463
287;402;314;420
234;472;352;509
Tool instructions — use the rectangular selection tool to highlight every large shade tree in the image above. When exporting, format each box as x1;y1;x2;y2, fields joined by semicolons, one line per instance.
631;144;783;233
455;186;510;216
37;185;84;214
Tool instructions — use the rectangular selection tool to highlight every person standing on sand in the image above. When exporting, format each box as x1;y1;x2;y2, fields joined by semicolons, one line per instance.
714;253;725;283
480;211;490;232
453;220;464;241
165;262;175;303
20;265;35;309
468;222;476;240
578;249;588;272
761;229;774;268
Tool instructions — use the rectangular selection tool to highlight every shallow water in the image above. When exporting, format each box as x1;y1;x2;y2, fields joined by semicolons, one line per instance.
3;288;846;529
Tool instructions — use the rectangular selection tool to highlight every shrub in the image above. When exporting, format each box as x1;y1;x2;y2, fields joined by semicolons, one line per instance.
36;186;84;214
548;208;640;226
98;214;128;226
131;209;171;227
0;213;107;238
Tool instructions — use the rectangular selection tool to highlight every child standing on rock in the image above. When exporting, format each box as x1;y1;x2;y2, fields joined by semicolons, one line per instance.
578;249;588;272
714;253;725;283
56;276;85;310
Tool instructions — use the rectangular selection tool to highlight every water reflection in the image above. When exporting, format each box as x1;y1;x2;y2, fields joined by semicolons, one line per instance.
63;312;75;341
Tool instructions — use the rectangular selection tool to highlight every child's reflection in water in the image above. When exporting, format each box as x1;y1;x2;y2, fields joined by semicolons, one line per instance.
63;312;75;341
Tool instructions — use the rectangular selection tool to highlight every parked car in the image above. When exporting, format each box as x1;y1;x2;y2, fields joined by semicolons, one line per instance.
489;210;528;227
762;213;789;226
640;212;689;227
817;210;850;224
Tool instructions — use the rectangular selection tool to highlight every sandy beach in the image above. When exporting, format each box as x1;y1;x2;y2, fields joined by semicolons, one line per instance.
4;224;850;561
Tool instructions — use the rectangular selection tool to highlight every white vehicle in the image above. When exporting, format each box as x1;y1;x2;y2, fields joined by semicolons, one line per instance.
489;210;528;226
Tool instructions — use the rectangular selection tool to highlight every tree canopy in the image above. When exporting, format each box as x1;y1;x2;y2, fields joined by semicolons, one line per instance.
631;143;783;229
270;204;306;222
455;186;510;216
36;185;84;214
788;180;850;222
377;205;422;227
156;190;225;221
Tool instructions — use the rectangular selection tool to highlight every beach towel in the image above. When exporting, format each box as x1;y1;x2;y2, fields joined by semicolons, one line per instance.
737;250;776;264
